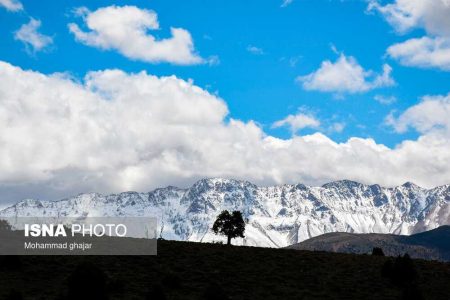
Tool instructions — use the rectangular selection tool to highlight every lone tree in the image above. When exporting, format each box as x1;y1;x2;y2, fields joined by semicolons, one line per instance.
212;210;245;245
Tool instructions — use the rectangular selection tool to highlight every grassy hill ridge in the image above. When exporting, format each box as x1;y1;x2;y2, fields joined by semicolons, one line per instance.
1;240;450;299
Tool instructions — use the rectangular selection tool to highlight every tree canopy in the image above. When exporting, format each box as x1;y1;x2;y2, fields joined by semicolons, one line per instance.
212;210;245;245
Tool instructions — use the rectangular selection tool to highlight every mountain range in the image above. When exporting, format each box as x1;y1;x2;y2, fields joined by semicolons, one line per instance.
1;178;449;248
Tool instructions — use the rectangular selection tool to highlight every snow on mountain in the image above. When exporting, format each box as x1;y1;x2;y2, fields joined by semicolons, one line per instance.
1;178;449;248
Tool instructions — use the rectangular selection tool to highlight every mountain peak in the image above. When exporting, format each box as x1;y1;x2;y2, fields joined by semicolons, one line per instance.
191;177;255;190
321;179;365;189
16;198;43;206
401;182;422;189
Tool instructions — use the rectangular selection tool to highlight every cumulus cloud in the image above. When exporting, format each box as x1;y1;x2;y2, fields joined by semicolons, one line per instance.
297;54;394;94
14;18;53;53
247;45;264;55
368;0;450;36
1;61;450;204
387;36;450;71
68;5;203;65
0;0;22;11
369;0;450;71
274;110;346;134
386;93;450;134
273;112;320;133
374;94;397;105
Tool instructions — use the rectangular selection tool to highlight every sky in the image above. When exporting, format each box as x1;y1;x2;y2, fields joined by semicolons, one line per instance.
0;0;450;205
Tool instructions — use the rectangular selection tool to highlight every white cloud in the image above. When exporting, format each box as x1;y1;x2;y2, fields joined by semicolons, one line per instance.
0;0;22;11
368;0;450;36
279;56;301;67
386;93;450;134
281;0;293;8
1;61;450;203
374;94;397;105
330;122;346;133
297;54;394;94
247;45;264;55
14;18;53;53
387;36;450;71
68;5;203;65
274;110;346;134
289;56;300;67
273;112;320;133
369;0;450;71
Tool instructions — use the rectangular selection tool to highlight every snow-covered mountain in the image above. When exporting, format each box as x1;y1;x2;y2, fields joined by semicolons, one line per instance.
1;178;450;248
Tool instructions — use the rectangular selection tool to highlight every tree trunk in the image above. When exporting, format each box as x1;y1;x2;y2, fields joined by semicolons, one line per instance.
227;235;232;245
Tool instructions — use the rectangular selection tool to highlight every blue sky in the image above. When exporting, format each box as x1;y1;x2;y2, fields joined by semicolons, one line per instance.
0;0;450;203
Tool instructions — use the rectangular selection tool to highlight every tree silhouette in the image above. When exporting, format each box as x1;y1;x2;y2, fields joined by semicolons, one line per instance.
212;210;245;245
381;254;418;287
372;247;385;256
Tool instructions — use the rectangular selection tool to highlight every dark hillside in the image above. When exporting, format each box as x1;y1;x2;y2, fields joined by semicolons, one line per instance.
1;240;450;299
407;225;450;251
289;226;450;261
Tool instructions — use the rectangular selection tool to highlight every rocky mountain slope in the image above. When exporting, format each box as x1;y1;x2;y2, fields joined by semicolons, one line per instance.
288;225;450;261
1;178;449;247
